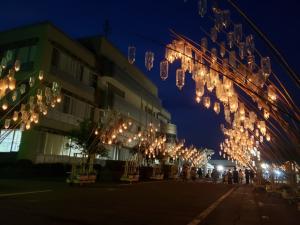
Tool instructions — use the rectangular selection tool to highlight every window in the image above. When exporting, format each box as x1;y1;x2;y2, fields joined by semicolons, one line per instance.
0;130;22;152
51;48;60;68
89;73;97;88
62;95;71;114
90;106;95;121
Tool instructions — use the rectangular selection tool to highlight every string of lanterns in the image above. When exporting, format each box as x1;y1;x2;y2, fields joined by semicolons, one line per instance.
125;1;298;168
0;53;61;135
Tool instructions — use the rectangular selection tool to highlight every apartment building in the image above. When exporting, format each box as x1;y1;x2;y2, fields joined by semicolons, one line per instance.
0;22;176;163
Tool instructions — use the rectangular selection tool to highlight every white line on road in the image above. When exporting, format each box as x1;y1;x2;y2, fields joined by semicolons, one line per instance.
186;187;236;225
0;189;52;198
119;180;169;186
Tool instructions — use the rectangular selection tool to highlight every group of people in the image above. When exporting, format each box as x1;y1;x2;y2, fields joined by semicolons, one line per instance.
222;167;255;184
180;165;255;184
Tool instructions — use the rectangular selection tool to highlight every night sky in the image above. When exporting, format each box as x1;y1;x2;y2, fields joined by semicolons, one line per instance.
1;0;299;156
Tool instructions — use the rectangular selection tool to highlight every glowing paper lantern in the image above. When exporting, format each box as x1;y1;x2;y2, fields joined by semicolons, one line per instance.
246;35;255;55
227;32;234;49
261;57;271;78
145;51;154;71
220;41;226;58
160;59;169;80
13;111;18;121
238;42;245;60
176;68;185;90
38;70;44;80
201;37;208;53
210;27;218;43
198;0;207;17
214;102;221;114
128;46;136;64
203;96;210;108
14;60;21;72
234;24;242;43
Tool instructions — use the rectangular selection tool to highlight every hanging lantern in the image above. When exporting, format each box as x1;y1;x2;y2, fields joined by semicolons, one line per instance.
38;70;44;80
267;85;276;101
229;51;236;68
260;135;264;143
34;114;39;124
263;109;270;119
165;44;175;63
52;82;59;92
2;99;8;110
37;89;43;101
26;122;31;130
160;59;169;80
206;76;214;92
8;77;16;90
11;90;18;102
128;46;136;64
203;96;211;108
211;48;218;63
56;95;62;103
220;42;226;58
247;55;255;70
1;77;9;91
221;10;230;28
1;57;7;69
42;107;48;116
198;0;207;17
234;24;243;44
227;32;234;49
14;60;21;72
4;119;10;129
201;37;208;53
266;134;271;142
238;42;245;60
195;79;204;97
195;96;201;103
29;77;35;87
261;57;271;78
0;79;5;92
246;35;255;55
45;87;51;97
13;111;18;121
20;84;26;94
210;27;218;43
213;102;221;114
145;51;154;71
176;68;185;90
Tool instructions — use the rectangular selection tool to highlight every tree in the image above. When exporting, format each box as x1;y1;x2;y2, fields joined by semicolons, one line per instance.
67;119;108;165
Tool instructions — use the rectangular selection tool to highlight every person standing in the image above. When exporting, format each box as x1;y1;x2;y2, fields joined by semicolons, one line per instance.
250;169;255;184
233;167;239;184
227;169;233;184
197;168;203;179
238;169;244;184
211;168;219;183
245;168;250;184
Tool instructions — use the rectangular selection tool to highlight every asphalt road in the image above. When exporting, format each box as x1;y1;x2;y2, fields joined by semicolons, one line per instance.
0;179;298;225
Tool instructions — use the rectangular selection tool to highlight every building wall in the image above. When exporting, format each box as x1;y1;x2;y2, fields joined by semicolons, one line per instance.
0;22;175;163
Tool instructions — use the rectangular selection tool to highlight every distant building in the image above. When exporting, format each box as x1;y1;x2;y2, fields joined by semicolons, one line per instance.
209;159;237;172
0;22;176;163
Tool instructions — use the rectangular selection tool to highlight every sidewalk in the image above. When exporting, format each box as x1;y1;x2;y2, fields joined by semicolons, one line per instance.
201;185;299;225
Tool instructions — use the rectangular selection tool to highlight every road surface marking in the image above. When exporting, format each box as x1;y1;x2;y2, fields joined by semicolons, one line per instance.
119;180;168;186
187;187;236;225
0;189;52;198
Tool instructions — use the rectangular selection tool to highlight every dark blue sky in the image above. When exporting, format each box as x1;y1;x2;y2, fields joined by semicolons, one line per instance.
1;0;299;154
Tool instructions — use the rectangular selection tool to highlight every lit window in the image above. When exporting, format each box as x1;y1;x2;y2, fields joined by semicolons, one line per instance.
0;129;22;152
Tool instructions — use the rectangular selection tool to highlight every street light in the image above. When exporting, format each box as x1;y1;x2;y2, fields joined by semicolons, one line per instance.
217;165;224;172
